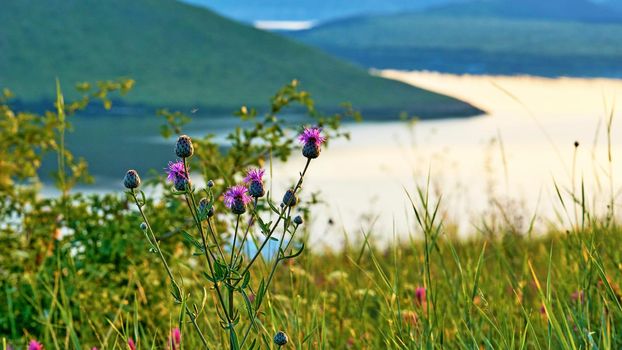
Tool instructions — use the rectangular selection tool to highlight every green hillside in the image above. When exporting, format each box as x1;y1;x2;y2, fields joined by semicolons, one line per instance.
291;13;622;76
0;0;480;118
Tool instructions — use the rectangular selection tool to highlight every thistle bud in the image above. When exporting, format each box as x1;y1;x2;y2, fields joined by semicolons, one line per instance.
294;216;303;225
282;189;297;207
249;181;265;198
174;176;190;191
273;331;288;346
302;142;320;159
175;135;194;158
123;169;141;189
199;198;215;218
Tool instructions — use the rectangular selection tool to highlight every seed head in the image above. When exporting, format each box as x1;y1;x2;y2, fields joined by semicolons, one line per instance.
123;169;141;189
294;215;303;225
224;185;252;215
140;222;148;231
175;135;194;158
207;180;215;188
282;189;298;207
273;331;288;346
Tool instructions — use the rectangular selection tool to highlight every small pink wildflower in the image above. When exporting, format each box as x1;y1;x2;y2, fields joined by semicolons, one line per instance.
169;328;181;350
28;340;43;350
298;126;326;146
127;338;136;350
415;287;426;305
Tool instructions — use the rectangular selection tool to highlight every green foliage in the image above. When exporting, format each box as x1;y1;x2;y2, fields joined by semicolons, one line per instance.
2;78;622;350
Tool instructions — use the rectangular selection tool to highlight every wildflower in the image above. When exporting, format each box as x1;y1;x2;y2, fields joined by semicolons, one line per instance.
175;135;194;158
166;161;190;191
244;168;265;198
223;185;252;214
127;338;136;350
293;215;303;225
169;328;181;350
123;169;141;189
282;189;298;207
415;287;426;305
273;331;288;346
298;126;326;159
166;161;186;182
28;340;43;350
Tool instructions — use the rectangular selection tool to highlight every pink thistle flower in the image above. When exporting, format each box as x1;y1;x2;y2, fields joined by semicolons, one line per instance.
223;185;252;214
169;328;181;350
28;340;43;350
415;287;426;305
298;126;326;146
127;338;136;350
243;168;265;184
166;161;187;182
244;168;266;198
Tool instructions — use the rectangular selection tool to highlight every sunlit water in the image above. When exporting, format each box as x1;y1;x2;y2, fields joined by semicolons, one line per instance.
46;72;622;247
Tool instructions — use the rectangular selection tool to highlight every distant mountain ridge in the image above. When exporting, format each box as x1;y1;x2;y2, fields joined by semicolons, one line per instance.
290;7;622;77
426;0;622;22
0;0;481;118
185;0;622;23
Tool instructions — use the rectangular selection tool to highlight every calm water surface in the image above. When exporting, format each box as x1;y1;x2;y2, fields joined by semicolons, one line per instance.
49;72;622;247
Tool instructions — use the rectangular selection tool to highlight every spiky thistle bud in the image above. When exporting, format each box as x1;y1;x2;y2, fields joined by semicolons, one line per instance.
123;169;141;189
273;331;288;346
174;176;190;191
294;215;303;225
282;189;298;207
175;135;194;158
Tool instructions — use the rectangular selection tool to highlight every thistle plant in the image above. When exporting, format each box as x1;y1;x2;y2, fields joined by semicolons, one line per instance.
124;127;326;349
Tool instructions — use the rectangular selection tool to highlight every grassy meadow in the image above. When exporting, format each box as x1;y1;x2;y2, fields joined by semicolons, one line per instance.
2;76;622;350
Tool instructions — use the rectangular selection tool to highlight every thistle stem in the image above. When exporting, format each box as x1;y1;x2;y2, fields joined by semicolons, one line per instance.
130;191;209;349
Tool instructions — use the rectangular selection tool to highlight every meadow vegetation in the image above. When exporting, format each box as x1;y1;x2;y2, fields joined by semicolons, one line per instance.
1;80;621;349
